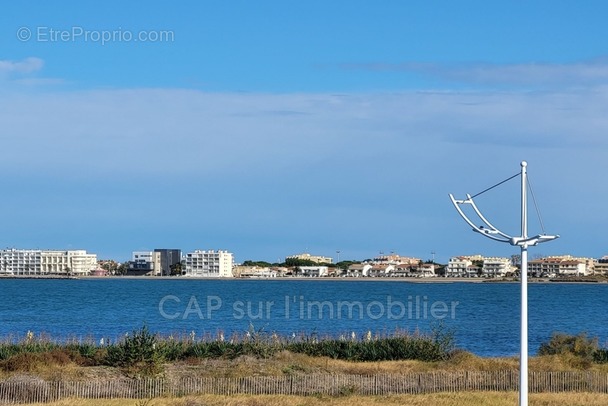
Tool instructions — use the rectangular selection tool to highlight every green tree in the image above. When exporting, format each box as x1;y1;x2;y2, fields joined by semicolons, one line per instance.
100;260;119;274
116;263;128;276
285;258;316;267
170;262;184;276
335;260;360;270
242;260;273;267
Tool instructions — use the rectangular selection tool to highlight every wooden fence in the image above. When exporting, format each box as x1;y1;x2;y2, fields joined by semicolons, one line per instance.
1;371;608;403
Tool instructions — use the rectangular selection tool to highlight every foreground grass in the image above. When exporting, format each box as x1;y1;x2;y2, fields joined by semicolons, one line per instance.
4;349;608;382
24;392;608;406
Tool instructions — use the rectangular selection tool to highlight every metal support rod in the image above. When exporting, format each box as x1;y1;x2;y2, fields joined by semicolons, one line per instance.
520;161;528;406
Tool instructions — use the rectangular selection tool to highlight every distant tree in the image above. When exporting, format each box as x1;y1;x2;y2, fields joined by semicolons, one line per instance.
100;260;119;274
170;262;184;276
242;260;273;267
285;258;316;267
116;263;128;276
335;260;360;270
435;265;446;277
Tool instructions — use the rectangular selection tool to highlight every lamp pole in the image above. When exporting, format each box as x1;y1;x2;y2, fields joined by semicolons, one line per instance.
449;161;558;406
519;161;529;405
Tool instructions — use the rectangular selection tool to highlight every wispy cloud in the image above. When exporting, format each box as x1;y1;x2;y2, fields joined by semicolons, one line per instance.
2;86;608;175
0;57;44;75
341;59;608;87
0;57;65;89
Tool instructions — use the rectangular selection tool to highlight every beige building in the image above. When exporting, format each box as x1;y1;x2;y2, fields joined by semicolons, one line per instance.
482;257;516;278
234;266;277;278
41;250;98;275
528;255;593;277
286;253;333;264
595;256;608;275
373;254;421;266
446;256;477;277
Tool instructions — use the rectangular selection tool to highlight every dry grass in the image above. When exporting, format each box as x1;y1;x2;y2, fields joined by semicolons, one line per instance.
4;348;608;383
23;392;608;406
4;350;608;383
163;350;608;381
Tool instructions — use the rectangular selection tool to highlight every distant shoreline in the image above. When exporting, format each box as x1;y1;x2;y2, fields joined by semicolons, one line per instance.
1;275;606;284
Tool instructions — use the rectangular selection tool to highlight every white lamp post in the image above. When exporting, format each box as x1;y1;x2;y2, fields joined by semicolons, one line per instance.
449;161;558;406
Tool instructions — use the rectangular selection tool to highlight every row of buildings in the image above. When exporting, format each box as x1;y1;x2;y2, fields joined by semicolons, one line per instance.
446;255;601;278
237;253;607;279
1;248;607;279
0;248;235;278
128;249;234;277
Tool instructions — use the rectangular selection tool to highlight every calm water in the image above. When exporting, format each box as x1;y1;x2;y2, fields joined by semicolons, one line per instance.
1;278;607;357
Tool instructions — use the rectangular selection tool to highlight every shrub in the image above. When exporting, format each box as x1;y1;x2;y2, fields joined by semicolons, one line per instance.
594;348;608;364
105;326;164;376
538;332;598;359
284;331;452;362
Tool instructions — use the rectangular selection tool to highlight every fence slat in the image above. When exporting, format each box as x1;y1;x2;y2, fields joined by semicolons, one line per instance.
3;371;608;403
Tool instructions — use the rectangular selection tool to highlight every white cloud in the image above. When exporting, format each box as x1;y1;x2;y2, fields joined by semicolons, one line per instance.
0;57;44;74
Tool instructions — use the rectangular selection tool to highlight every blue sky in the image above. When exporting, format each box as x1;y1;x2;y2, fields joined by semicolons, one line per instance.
2;2;608;263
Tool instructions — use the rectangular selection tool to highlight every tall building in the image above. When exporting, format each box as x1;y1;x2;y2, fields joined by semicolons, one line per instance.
0;249;41;275
154;249;182;276
184;250;234;277
0;249;97;276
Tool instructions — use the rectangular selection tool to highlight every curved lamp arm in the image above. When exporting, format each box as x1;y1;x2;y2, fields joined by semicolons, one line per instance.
449;193;511;243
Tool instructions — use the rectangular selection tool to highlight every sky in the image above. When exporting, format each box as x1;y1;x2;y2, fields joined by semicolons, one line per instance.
1;1;608;263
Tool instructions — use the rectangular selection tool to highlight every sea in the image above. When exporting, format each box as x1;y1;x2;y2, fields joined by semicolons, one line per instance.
1;278;607;357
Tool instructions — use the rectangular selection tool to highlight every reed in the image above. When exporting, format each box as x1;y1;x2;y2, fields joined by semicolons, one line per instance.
3;327;608;379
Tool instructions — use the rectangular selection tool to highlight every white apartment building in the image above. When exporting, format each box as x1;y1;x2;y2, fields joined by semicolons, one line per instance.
184;250;234;277
0;249;97;276
446;255;511;278
0;249;41;275
298;266;329;277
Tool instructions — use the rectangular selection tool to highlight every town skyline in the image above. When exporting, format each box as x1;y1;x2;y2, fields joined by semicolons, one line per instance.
2;244;607;267
2;3;608;263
